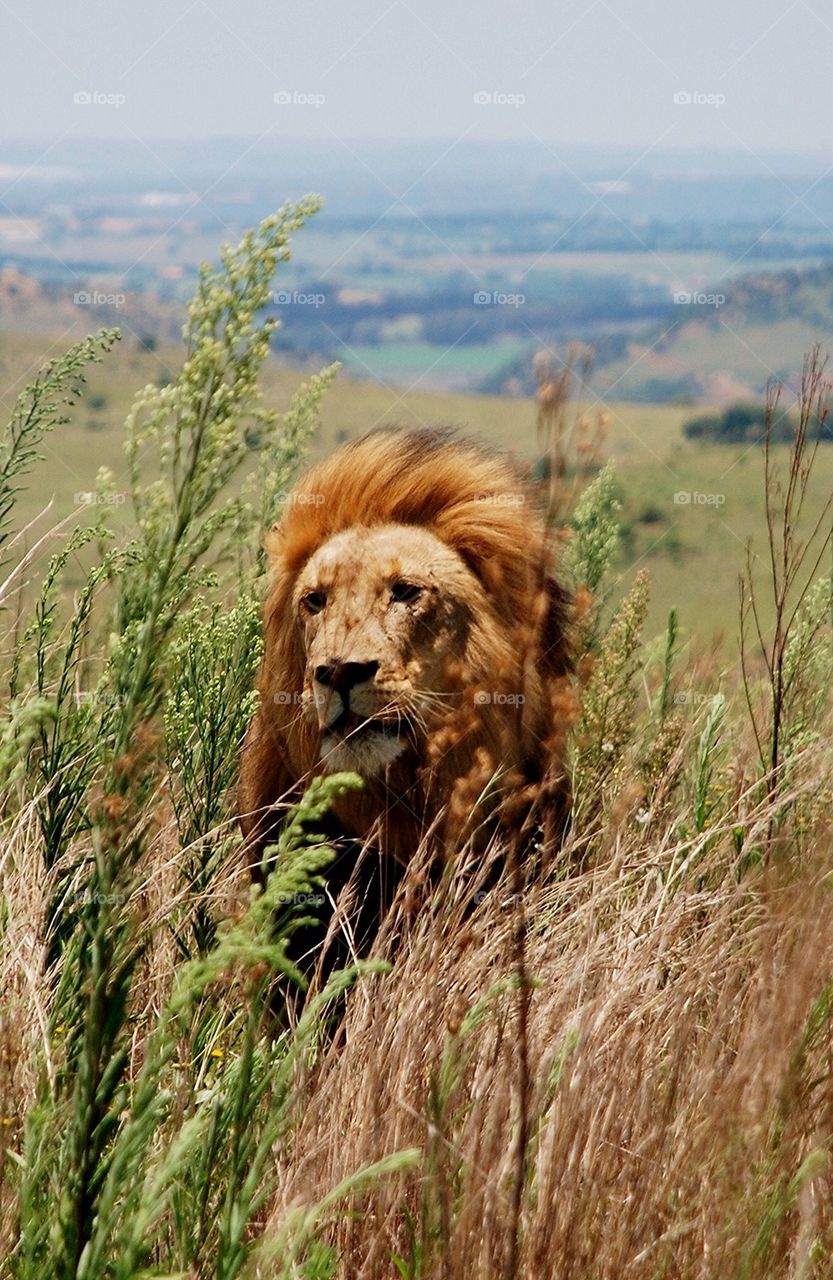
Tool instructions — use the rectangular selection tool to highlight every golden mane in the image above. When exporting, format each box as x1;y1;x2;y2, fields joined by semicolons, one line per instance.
264;429;566;629
238;428;572;873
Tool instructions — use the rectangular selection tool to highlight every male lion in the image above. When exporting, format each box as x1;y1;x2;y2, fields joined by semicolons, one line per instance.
238;428;572;960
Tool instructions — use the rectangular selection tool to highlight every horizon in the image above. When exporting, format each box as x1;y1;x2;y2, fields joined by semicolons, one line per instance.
3;136;833;163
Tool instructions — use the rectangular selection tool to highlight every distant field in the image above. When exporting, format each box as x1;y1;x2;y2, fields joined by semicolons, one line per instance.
372;250;807;282
5;328;831;653
663;317;825;381
595;316;826;396
335;339;525;387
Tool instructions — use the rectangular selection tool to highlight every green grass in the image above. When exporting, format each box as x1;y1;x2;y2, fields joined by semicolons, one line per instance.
5;325;832;648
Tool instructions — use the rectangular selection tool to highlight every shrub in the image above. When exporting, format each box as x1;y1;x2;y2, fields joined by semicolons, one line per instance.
682;398;827;443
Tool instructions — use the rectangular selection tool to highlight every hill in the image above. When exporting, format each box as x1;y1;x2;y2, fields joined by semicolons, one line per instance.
486;262;833;406
5;327;833;650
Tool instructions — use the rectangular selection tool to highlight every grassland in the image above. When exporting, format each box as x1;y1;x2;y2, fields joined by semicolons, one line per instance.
5;326;832;649
4;212;833;1278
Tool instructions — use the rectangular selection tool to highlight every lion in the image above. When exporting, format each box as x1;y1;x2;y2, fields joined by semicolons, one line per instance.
238;428;572;954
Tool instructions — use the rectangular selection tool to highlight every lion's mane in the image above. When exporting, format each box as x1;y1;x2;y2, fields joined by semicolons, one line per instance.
238;428;572;868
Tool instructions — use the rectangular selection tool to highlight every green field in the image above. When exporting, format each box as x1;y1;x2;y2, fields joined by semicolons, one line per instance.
5;327;830;650
335;338;525;387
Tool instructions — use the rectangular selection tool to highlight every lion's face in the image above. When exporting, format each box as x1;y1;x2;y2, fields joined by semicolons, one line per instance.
293;523;475;777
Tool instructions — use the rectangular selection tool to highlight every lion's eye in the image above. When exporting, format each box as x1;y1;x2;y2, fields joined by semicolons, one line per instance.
390;580;422;604
301;590;327;615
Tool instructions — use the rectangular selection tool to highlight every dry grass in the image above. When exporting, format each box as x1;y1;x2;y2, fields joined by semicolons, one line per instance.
257;777;833;1279
4;724;833;1276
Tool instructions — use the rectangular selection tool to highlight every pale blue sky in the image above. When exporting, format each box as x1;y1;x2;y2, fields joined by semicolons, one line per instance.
0;0;829;156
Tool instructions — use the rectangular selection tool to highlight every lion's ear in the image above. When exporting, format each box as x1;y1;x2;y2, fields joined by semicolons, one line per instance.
263;522;285;565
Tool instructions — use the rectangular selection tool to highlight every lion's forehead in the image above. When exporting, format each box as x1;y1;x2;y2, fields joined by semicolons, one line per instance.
302;523;462;588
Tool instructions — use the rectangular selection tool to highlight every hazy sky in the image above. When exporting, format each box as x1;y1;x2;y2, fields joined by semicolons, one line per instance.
1;0;831;156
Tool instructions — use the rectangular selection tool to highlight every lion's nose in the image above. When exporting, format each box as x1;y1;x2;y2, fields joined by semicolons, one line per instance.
314;659;379;696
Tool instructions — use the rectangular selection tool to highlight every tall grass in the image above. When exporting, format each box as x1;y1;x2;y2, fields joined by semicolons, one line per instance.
1;207;832;1278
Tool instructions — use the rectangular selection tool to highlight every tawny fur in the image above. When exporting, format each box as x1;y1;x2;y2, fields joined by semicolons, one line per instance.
238;428;572;873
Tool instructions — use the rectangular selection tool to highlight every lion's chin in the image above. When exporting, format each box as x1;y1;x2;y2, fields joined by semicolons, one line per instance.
318;728;407;777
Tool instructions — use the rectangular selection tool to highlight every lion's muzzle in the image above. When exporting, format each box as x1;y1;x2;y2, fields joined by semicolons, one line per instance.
307;656;410;775
311;658;383;730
